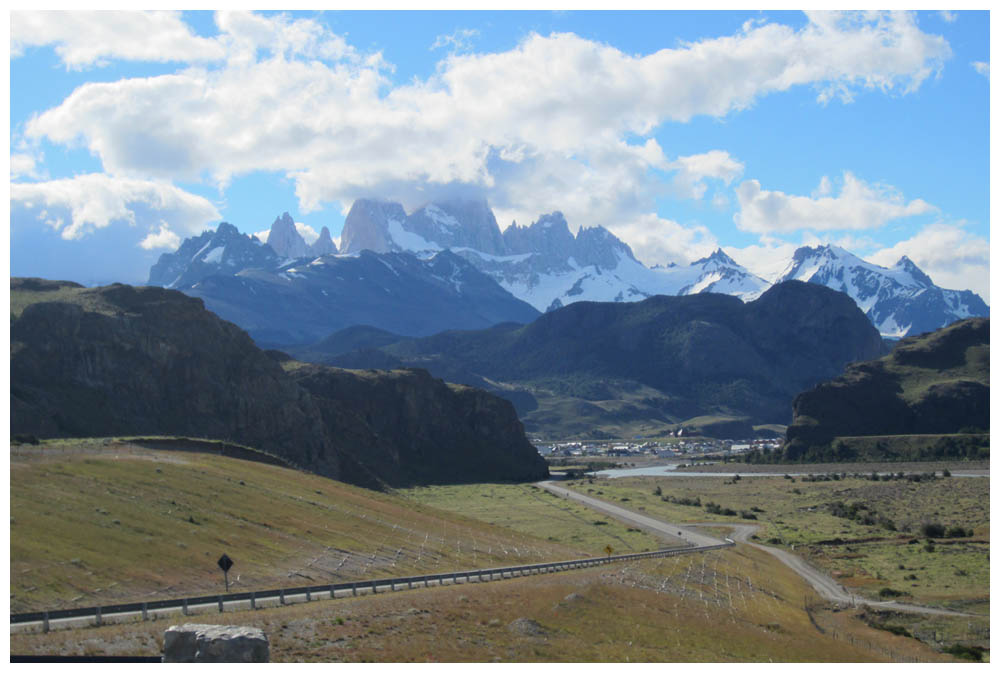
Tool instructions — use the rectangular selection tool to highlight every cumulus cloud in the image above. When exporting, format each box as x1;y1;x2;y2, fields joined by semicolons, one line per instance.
866;222;990;301
608;213;720;268
11;152;44;180
939;11;957;23
734;172;935;234
140;222;182;250
23;10;950;236
972;61;989;78
11;174;221;240
668;150;744;200
11;10;225;68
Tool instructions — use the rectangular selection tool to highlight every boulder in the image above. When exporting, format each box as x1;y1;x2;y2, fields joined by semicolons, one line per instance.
162;624;269;663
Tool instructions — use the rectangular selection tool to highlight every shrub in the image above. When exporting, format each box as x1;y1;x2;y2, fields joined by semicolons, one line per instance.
652;486;662;496
920;522;946;538
878;587;905;598
943;645;985;662
740;511;757;520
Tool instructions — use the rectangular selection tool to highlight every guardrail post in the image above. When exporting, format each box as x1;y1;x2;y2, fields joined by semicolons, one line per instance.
141;603;148;621
371;580;377;594
391;580;396;592
408;579;413;589
218;596;224;613
251;593;256;610
352;583;357;597
330;585;335;599
306;588;312;601
182;598;188;616
424;577;429;588
43;612;49;633
95;606;102;627
280;589;285;605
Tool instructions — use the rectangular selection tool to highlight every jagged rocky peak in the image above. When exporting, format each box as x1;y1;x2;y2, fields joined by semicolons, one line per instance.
267;212;311;259
893;255;934;287
503;211;575;260
310;226;337;256
147;220;278;288
694;248;739;267
340;199;408;254
407;198;506;256
574;225;637;268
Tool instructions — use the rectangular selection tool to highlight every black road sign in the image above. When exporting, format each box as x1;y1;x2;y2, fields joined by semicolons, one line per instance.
218;554;233;573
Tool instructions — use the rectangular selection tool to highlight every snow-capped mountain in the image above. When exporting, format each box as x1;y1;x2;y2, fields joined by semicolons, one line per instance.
776;244;989;337
147;221;278;288
340;198;769;312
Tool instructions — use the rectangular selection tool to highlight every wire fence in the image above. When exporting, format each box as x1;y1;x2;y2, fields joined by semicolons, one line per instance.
12;542;733;631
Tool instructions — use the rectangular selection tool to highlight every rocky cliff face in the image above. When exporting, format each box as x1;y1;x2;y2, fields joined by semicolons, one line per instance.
785;317;989;456
340;199;409;254
287;364;549;488
10;278;548;487
11;280;337;476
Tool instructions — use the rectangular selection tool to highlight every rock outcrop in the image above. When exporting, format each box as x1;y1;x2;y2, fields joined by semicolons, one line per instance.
784;317;989;457
288;364;549;488
163;624;269;663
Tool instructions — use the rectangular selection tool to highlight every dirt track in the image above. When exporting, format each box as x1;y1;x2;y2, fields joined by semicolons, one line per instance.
546;483;977;618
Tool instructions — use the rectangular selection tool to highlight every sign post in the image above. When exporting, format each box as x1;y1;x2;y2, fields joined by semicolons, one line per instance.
218;553;234;592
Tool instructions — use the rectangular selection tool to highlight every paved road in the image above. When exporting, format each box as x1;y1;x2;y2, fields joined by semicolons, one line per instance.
544;483;975;618
536;481;724;549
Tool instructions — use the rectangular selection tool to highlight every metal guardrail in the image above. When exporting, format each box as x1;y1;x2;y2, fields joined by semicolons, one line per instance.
11;541;733;628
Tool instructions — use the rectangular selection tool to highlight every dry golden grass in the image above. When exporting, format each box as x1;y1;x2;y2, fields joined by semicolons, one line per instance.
10;440;584;613
13;545;958;662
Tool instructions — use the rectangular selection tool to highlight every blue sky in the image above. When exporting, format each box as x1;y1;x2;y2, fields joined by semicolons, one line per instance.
9;10;991;299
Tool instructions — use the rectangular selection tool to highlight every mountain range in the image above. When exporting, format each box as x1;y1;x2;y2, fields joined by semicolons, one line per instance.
292;280;886;438
149;198;987;342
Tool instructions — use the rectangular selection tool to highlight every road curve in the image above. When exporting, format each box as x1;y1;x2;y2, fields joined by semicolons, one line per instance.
545;484;975;618
536;480;724;549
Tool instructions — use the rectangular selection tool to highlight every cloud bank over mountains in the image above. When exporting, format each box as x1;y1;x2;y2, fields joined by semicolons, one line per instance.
10;10;988;300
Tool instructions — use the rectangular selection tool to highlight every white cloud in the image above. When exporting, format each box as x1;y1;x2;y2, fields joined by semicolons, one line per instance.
11;174;221;240
734;172;935;234
23;10;951;237
140;222;182;250
11;10;225;68
939;11;957;23
609;213;720;268
668;150;744;200
11;152;43;179
972;61;989;78
865;222;990;301
725;238;803;282
295;222;319;244
431;28;480;53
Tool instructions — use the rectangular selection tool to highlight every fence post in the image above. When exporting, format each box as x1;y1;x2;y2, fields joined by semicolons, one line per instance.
141;603;148;621
251;593;256;610
182;598;188;616
43;612;49;633
218;596;224;613
95;606;102;627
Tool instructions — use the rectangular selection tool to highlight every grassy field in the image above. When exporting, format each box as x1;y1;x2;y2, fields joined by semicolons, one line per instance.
11;544;958;662
400;483;680;556
10;439;585;613
561;472;989;656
